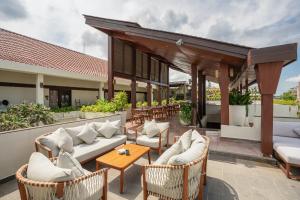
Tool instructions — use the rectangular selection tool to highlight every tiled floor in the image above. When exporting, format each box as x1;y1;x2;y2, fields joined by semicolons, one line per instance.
1;153;300;200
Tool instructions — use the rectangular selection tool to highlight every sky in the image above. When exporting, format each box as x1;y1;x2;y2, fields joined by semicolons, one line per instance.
0;0;299;95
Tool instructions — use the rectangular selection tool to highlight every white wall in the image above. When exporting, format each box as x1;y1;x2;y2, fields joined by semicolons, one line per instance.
0;86;35;105
0;114;121;180
72;90;98;105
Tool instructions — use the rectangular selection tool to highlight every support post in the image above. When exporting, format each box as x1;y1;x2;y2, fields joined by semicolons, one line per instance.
245;78;249;92
191;64;198;126
157;86;162;105
147;83;152;106
36;74;44;105
198;70;204;119
255;62;283;156
203;75;206;116
219;64;229;125
107;36;114;100
131;48;137;108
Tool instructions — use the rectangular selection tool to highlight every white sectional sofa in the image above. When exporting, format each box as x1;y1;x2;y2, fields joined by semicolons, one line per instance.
35;121;127;164
273;121;300;179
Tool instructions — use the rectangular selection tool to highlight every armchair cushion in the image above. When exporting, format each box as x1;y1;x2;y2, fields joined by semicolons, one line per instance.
78;123;98;144
167;140;206;165
97;120;119;138
57;152;85;177
27;152;74;182
178;129;193;151
154;140;183;164
157;122;169;139
145;121;160;138
136;135;161;148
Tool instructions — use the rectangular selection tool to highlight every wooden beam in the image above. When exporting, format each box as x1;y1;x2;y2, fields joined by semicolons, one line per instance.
198;70;204;119
147;83;152;106
191;64;198;126
108;36;114;100
157;86;162;105
219;63;229;125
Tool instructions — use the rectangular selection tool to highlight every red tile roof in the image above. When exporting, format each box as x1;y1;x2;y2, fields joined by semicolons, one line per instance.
0;28;107;78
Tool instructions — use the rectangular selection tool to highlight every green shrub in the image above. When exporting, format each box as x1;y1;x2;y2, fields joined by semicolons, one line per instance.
152;101;159;106
179;102;192;124
0;103;54;132
229;89;252;105
162;99;167;106
273;99;298;105
113;91;129;111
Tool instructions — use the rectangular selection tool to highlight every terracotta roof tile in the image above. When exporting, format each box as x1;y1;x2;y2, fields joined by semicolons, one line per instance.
0;28;107;78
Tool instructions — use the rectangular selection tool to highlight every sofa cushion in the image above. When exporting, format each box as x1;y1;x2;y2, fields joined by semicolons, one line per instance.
27;152;74;182
72;135;127;162
57;152;85;177
78;124;98;144
167;141;206;165
39;128;73;156
97;120;119;138
293;127;300;137
191;129;206;143
154;140;183;164
273;121;300;138
56;128;74;153
178;129;193;151
136;135;161;148
65;125;85;145
273;136;300;165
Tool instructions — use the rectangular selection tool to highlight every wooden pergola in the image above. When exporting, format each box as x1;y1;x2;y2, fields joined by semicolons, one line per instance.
85;15;297;156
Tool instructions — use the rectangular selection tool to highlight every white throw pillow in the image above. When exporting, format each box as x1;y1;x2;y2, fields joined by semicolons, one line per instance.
179;129;193;151
78;123;98;144
65;125;85;145
154;140;183;165
110;120;122;134
56;128;74;153
27;152;74;182
141;120;154;135
191;129;206;143
293;127;300;137
144;120;160;138
57;152;85;177
97;120;119;139
167;142;206;165
40;128;73;155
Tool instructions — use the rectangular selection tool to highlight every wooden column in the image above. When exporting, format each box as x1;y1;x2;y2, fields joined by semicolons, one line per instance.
147;83;152;106
166;86;170;104
219;63;229;125
198;70;204;119
166;65;170;104
131;49;137;108
245;78;249;92
255;62;283;156
157;86;162;105
107;36;114;100
191;64;198;126
240;83;243;93
203;75;206;115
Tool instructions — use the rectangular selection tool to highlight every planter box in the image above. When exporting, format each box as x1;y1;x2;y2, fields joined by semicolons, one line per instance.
221;124;261;141
116;110;127;128
229;105;246;126
52;111;81;121
81;112;115;119
0;114;121;181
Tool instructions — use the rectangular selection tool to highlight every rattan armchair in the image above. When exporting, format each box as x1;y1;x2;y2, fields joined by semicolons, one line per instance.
16;160;108;200
142;136;209;200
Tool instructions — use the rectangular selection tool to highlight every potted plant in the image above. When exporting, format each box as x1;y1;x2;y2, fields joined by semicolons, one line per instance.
229;89;253;126
179;102;192;126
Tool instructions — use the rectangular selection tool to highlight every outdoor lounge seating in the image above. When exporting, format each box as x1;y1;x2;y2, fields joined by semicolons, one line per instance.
35;121;127;163
16;153;108;200
273;121;300;179
142;130;209;200
135;121;170;155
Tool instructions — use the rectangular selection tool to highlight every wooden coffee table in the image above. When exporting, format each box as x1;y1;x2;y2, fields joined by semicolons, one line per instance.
96;144;151;193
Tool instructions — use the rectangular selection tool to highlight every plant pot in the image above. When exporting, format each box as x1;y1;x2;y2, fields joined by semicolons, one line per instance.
229;105;246;126
116;110;127;128
81;112;113;119
179;118;191;126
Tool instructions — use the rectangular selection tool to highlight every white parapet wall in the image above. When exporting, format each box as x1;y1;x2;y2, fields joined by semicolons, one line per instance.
221;117;261;141
0;114;121;180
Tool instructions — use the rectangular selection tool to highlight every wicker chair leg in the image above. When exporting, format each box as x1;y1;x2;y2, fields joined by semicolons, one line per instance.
286;163;291;179
142;167;148;200
17;182;27;200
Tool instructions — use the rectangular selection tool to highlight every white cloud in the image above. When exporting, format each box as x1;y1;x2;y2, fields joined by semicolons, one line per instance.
1;0;299;85
286;75;300;83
